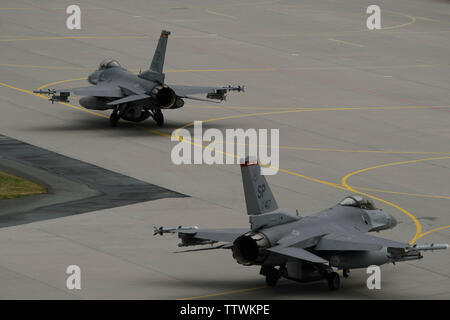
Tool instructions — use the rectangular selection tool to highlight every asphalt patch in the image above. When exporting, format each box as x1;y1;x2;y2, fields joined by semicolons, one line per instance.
0;134;187;228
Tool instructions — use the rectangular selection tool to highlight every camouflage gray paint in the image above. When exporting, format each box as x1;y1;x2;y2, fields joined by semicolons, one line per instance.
35;30;244;127
156;160;448;290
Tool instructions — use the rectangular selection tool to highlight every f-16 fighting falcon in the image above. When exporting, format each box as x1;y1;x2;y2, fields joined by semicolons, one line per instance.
155;159;448;290
34;30;244;126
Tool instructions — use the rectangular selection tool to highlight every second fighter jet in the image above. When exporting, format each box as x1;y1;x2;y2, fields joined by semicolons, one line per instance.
34;30;244;127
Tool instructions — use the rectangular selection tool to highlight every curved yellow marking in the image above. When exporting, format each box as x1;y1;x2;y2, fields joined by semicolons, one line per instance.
381;13;417;31
349;185;450;200
416;16;450;26
36;78;86;90
172;105;427;138
417;225;450;240
341;157;450;244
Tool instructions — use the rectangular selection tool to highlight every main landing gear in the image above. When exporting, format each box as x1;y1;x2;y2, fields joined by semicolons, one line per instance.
110;107;120;127
260;264;342;290
343;269;350;278
265;267;281;287
326;272;340;291
261;265;280;287
109;107;164;127
151;109;164;126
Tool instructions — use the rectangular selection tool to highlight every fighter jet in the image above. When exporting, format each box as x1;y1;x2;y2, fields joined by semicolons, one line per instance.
155;159;448;290
34;30;244;127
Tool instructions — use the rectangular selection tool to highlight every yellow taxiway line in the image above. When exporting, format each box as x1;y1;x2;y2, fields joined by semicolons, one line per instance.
341;157;450;244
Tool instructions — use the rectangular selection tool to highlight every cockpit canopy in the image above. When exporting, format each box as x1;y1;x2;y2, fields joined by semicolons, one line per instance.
98;58;121;70
339;195;377;210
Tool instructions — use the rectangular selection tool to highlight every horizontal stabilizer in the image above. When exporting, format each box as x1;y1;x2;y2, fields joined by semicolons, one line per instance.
174;244;229;253
183;95;221;103
107;94;151;106
154;225;248;244
267;245;327;263
192;229;249;243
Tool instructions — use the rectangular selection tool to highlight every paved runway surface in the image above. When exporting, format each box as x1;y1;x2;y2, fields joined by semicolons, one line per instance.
0;0;449;299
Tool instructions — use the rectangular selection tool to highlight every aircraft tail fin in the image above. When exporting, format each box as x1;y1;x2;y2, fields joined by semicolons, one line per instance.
240;158;279;215
150;30;170;74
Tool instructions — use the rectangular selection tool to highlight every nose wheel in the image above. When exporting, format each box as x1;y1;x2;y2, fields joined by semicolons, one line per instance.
152;109;164;126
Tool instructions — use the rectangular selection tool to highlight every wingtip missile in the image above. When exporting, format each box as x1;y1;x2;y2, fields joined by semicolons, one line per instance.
33;89;56;95
153;225;199;236
409;243;449;251
206;85;245;101
33;89;70;103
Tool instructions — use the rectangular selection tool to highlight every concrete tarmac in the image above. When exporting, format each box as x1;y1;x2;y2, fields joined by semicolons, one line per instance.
0;0;449;299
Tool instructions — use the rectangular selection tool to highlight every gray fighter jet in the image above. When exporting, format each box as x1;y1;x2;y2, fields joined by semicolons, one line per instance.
155;159;448;290
34;30;244;126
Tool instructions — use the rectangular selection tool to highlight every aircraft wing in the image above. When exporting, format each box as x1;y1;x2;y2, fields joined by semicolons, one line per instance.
154;226;248;244
314;231;408;251
62;85;124;97
267;245;328;263
170;85;223;96
188;229;249;243
170;84;244;101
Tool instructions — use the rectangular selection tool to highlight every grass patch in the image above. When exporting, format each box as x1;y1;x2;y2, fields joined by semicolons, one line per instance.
0;170;47;200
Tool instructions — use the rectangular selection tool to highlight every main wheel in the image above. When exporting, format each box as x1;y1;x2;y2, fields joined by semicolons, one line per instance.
153;109;164;126
265;268;280;287
109;111;120;127
343;269;350;278
327;272;340;291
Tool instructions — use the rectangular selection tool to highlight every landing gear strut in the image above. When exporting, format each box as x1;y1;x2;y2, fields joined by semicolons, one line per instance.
343;269;350;278
326;272;340;290
261;266;280;287
152;109;164;126
110;107;120;127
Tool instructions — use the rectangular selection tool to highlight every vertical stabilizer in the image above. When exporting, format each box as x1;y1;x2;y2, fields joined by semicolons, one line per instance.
240;159;279;215
150;30;170;74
